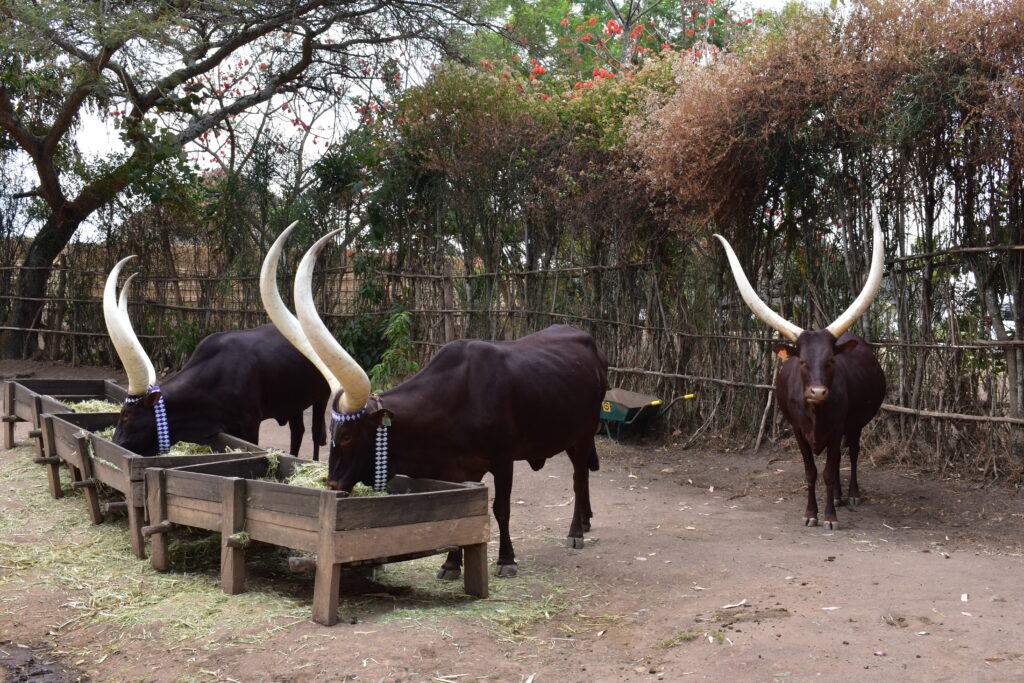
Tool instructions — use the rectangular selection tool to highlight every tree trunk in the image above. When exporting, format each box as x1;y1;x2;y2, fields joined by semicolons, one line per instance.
2;212;82;358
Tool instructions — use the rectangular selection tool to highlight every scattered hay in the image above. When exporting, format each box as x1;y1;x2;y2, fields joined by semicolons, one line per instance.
0;443;589;659
65;399;121;413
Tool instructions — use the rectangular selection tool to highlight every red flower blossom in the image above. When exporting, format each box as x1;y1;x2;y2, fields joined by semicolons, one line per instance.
589;17;597;24
560;17;569;26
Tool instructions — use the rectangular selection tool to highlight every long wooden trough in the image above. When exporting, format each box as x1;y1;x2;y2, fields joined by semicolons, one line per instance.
41;410;265;559
144;455;490;625
2;379;127;456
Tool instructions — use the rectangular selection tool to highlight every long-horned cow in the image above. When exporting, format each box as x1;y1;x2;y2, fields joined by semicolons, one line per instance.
262;225;609;577
103;254;329;458
715;214;887;530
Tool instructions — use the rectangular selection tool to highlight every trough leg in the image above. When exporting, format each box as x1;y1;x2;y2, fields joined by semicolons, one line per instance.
2;382;14;449
220;478;247;594
127;505;147;559
29;397;45;460
146;469;170;571
462;543;488;598
311;493;341;626
75;436;103;524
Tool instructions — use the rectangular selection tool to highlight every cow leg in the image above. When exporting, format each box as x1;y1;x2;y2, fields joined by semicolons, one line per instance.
796;435;819;527
437;548;463;581
566;441;595;547
311;396;327;462
846;430;863;506
821;439;843;530
288;416;304;457
492;459;518;577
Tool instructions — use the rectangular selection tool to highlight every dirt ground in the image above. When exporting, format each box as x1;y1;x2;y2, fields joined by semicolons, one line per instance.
2;359;1023;682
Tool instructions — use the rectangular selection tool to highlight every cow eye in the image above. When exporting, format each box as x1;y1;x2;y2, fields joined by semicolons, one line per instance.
337;434;354;447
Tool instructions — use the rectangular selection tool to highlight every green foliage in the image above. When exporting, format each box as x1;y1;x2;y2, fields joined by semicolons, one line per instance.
369;309;420;391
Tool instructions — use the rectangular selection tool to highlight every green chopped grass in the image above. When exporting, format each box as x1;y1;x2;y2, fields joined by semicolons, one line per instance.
166;441;214;455
65;399;121;413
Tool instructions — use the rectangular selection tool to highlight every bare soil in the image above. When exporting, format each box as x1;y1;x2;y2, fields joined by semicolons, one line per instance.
2;359;1023;682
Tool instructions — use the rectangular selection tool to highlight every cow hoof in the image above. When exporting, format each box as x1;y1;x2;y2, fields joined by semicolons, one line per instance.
823;520;839;530
436;567;461;581
803;517;818;527
495;563;518;578
834;498;844;508
566;536;585;550
848;497;861;507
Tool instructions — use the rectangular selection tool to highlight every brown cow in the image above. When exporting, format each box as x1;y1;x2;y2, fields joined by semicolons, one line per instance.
262;225;609;577
715;214;886;529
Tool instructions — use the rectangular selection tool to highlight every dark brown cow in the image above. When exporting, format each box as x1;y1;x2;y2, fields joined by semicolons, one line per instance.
715;214;887;529
263;226;608;577
103;257;329;458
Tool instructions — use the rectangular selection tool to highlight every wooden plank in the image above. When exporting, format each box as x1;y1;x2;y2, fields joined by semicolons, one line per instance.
11;383;39;422
312;493;341;626
38;395;73;416
90;455;131;495
30;396;45;458
125;451;265;480
162;456;269;480
165;495;221;517
103;381;128;403
164;505;220;532
246;506;320;533
220;478;246;594
246;481;321;519
387;475;485;494
244;519;318;554
146;468;170;571
88;436;131;473
331;515;490;564
214;433;264;452
164;471;222;502
334;486;488;531
18;379;108;395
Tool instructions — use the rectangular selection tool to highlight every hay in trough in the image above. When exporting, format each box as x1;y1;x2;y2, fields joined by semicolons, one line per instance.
66;399;121;413
93;426;116;440
281;462;386;496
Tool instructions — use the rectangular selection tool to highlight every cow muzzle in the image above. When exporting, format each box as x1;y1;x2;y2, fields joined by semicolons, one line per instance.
804;385;829;404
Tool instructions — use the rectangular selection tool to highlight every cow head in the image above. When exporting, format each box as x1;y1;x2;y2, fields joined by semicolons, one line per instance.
103;257;166;454
714;210;884;406
773;331;859;405
260;224;375;491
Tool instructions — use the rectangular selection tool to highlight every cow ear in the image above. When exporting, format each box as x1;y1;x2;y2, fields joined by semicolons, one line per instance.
835;339;859;355
143;389;162;407
773;343;798;360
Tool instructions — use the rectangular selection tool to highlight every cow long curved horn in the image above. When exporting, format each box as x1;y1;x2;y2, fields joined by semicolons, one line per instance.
103;256;155;396
826;211;885;338
118;273;156;387
294;228;370;414
260;221;341;395
713;234;804;342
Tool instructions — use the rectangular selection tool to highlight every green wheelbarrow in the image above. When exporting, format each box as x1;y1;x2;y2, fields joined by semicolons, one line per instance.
600;388;695;441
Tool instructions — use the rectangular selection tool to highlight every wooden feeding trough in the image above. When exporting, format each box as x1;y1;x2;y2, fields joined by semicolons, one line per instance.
42;410;265;559
2;379;127;456
143;454;490;626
